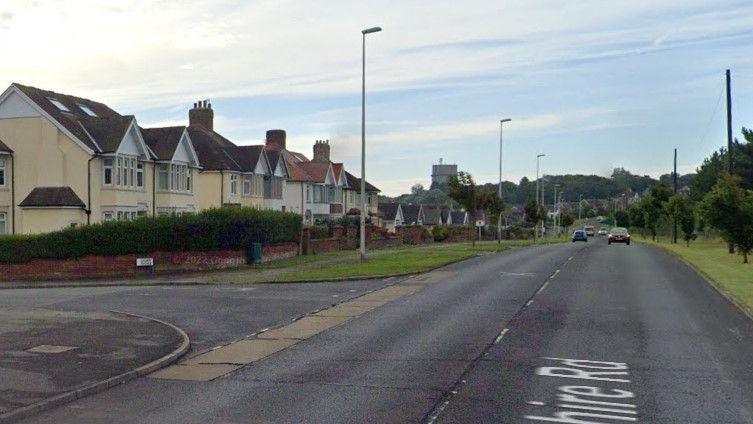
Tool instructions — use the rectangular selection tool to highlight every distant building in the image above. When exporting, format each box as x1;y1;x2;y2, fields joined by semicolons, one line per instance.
431;158;457;185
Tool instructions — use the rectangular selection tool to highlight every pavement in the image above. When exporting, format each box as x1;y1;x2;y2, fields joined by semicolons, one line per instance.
0;307;183;417
4;240;753;423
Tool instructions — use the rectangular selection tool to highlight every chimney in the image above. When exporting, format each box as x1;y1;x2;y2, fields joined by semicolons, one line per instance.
266;129;287;150
189;99;214;131
313;139;331;162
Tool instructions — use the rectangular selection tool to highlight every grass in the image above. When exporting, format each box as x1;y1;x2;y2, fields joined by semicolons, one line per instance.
638;236;753;316
199;239;564;284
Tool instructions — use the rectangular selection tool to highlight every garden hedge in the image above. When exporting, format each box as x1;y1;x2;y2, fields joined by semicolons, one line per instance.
0;207;302;263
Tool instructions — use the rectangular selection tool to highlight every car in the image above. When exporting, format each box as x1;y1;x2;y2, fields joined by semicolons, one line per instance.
584;225;595;237
608;227;631;245
597;228;608;236
572;230;588;242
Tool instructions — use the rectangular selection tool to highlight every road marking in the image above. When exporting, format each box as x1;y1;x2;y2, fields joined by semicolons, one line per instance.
525;357;638;422
526;300;534;307
494;328;509;344
536;281;550;295
501;271;536;277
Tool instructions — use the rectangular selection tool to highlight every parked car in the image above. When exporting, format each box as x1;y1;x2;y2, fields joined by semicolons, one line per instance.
584;225;595;237
597;228;608;236
572;230;588;242
608;227;631;245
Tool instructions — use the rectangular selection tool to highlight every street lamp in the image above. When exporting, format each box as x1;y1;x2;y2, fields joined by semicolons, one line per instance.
535;154;545;240
360;26;382;260
498;118;512;242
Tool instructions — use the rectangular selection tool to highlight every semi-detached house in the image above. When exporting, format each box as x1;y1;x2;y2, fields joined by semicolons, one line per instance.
0;82;376;234
0;83;203;234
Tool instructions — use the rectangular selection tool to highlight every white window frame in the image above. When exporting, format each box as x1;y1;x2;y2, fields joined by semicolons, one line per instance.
102;158;113;186
136;162;144;188
158;164;169;190
0;211;6;235
0;158;5;188
243;175;252;196
230;174;238;196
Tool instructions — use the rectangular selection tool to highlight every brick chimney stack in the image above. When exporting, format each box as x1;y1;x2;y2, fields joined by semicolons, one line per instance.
266;129;287;150
189;99;213;131
313;139;331;162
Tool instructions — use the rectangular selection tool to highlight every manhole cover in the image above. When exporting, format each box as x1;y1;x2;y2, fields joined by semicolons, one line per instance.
27;345;77;354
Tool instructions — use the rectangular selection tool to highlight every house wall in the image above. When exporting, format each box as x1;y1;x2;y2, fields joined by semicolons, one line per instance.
0;116;91;234
17;208;85;234
196;171;222;210
284;181;305;216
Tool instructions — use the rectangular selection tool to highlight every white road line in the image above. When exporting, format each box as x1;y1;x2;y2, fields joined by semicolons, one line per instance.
494;328;509;344
526;300;534;307
536;281;550;295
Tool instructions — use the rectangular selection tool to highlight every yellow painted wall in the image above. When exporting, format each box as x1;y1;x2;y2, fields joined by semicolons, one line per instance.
0;116;90;234
18;208;84;234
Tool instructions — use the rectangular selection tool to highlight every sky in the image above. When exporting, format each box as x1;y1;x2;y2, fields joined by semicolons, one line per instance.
1;0;753;196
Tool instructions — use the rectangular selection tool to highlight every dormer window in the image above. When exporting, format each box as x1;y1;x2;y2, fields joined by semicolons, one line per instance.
47;98;70;112
78;104;97;117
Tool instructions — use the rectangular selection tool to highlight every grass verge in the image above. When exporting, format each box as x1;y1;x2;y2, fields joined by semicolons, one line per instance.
638;237;753;317
205;239;564;284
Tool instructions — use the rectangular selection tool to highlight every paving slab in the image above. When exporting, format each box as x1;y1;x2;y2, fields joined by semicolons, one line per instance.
356;285;422;302
257;316;352;340
184;339;297;365
312;303;379;317
149;363;240;381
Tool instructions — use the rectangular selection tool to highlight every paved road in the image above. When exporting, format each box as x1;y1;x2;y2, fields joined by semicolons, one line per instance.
14;240;753;423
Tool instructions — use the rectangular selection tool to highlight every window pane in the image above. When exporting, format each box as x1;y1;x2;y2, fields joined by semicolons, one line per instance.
0;169;4;186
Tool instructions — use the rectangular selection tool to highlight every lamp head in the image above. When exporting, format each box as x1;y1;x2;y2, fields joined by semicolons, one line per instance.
362;27;382;34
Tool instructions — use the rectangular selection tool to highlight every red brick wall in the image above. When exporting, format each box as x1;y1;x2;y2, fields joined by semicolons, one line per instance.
310;238;341;254
0;242;298;282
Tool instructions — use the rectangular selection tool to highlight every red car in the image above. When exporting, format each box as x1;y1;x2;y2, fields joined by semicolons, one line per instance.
608;227;630;245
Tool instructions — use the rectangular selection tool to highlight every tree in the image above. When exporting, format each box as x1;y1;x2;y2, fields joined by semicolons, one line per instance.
641;183;673;241
628;204;645;234
666;194;694;246
699;175;753;263
448;172;478;247
614;210;630;228
560;211;575;228
477;186;505;243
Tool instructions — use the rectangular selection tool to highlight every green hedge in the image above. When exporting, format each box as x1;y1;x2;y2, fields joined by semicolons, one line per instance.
0;207;302;263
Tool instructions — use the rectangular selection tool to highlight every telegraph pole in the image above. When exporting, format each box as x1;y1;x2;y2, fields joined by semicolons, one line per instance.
673;148;678;244
725;69;735;254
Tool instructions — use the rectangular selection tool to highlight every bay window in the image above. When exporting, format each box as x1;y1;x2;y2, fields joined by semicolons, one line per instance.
136;163;144;188
157;163;191;192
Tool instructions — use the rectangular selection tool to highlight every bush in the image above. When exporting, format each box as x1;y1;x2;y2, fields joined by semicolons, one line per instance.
432;225;449;242
310;224;331;239
0;207;302;263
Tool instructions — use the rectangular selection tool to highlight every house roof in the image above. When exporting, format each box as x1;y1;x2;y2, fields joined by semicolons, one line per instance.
187;126;243;171
378;203;401;220
281;150;313;182
19;187;85;208
402;204;422;225
0;139;12;153
440;208;450;223
265;148;282;172
12;83;132;154
298;161;331;183
344;171;380;193
422;205;441;225
141;126;185;161
450;210;467;224
234;145;266;172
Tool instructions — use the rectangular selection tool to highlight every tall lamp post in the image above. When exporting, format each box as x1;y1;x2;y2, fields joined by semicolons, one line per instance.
498;118;512;242
535;154;545;240
360;26;382;260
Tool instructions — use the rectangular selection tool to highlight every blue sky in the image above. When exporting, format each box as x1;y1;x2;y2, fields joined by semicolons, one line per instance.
2;0;753;195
